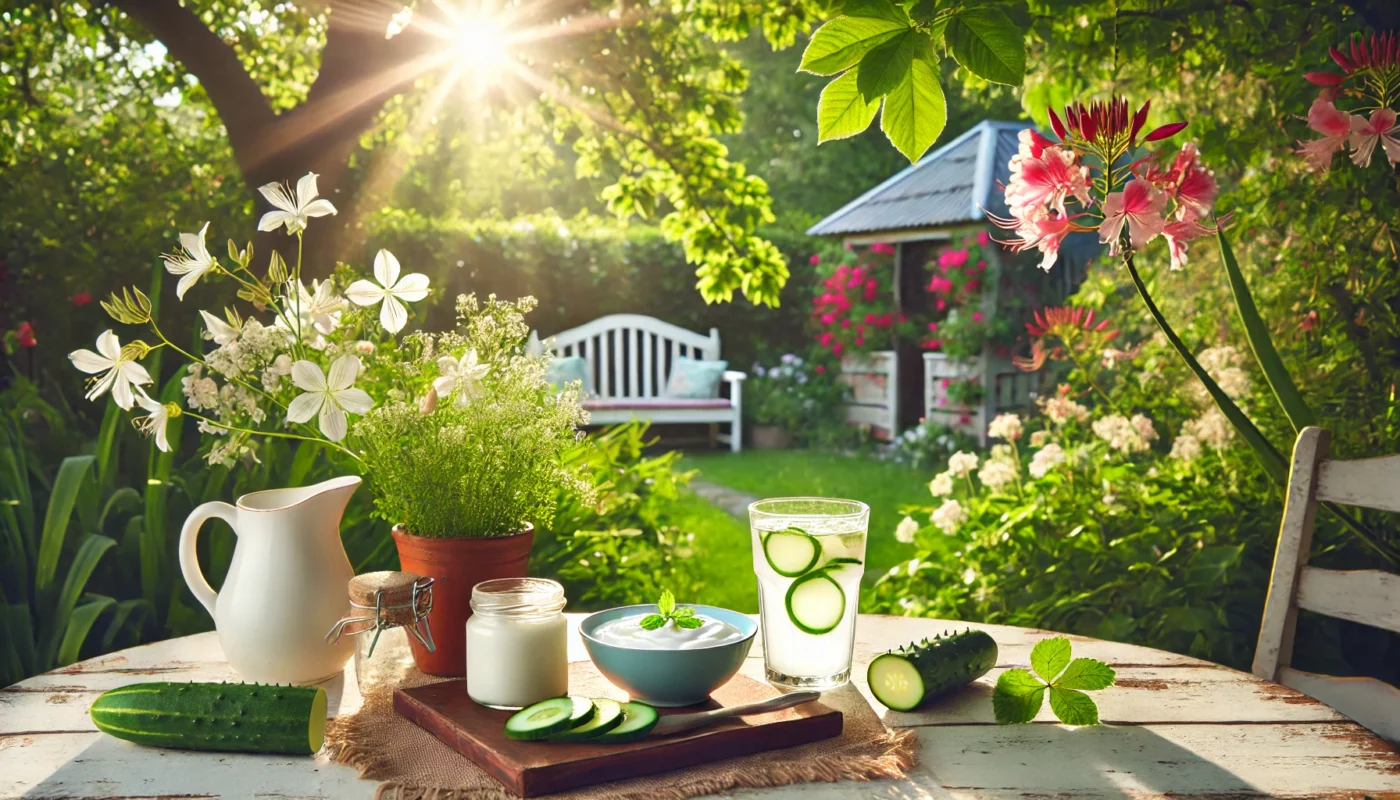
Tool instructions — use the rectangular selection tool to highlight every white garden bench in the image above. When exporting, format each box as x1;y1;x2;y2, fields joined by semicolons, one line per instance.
535;314;745;452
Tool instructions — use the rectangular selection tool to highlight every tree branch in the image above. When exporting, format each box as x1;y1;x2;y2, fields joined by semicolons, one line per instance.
108;0;275;172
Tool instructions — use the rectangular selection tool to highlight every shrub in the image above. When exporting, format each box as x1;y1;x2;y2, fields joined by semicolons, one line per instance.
746;349;848;445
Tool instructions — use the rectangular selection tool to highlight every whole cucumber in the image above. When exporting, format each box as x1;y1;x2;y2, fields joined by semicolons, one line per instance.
867;629;998;711
89;681;327;755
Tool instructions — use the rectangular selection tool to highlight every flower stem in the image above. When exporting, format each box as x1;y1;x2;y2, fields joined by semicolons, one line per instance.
186;412;363;464
1120;251;1399;565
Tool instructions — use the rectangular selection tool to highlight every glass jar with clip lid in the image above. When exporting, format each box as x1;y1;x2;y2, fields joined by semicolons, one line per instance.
326;571;435;693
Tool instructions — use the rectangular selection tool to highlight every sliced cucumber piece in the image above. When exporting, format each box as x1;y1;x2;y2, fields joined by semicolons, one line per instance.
504;697;575;740
546;698;623;742
763;527;821;577
868;653;926;712
566;696;595;729
822;557;863;569
591;702;659;744
784;570;846;635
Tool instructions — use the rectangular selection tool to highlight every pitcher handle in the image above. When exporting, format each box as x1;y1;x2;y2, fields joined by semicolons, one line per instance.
179;501;238;617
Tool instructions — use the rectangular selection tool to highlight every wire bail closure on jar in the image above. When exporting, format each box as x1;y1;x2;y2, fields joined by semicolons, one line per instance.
326;572;436;658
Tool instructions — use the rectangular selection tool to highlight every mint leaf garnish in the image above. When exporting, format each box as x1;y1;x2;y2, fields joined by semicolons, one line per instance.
992;669;1044;723
1029;637;1071;684
645;588;704;630
1054;658;1116;691
993;637;1113;726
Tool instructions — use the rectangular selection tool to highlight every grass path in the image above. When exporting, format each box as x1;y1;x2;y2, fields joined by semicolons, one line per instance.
674;449;938;613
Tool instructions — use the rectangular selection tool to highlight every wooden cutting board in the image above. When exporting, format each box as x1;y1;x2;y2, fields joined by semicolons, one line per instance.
394;660;843;797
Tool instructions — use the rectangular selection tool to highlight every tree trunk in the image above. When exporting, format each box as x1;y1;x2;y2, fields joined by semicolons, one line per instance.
110;0;441;277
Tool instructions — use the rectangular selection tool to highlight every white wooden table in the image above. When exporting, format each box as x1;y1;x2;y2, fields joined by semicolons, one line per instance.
4;614;1398;799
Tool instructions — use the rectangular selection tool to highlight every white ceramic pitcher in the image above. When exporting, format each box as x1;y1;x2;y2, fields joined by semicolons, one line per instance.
179;476;360;684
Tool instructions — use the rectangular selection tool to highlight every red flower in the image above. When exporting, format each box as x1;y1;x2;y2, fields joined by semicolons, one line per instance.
972;312;984;322
71;292;93;307
977;230;990;247
16;322;36;348
815;365;826;374
809;254;821;265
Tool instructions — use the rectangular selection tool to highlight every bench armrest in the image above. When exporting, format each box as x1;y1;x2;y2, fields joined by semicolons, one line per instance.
723;370;747;382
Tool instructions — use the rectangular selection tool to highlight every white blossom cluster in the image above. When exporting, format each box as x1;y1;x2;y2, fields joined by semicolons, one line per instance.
1028;442;1067;478
931;499;968;535
977;459;1018;491
1039;393;1091;424
947;450;980;477
987;412;1024;442
1092;413;1158;453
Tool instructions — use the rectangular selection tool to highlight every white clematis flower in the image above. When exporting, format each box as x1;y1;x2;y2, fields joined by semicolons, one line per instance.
275;279;344;347
134;391;174;452
257;173;337;235
286;355;373;441
69;330;153;410
432;349;490;406
161;222;216;300
199;310;244;346
344;250;430;334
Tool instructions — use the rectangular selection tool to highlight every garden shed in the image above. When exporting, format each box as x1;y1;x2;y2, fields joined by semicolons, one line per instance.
806;119;1097;442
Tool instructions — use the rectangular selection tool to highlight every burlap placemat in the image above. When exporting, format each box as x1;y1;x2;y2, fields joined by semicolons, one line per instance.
326;655;917;799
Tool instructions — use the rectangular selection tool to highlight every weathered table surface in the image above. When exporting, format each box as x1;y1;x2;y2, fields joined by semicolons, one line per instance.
3;614;1398;799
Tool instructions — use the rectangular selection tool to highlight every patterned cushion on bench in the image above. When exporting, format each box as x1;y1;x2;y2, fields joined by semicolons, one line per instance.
583;398;733;411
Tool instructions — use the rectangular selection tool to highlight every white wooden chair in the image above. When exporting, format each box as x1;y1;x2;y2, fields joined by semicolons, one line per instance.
536;314;745;452
1253;426;1400;742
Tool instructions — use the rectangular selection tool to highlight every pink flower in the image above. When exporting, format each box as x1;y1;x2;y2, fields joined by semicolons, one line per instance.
864;313;878;324
819;332;834;346
928;276;953;294
832;343;843;355
863;286;877;302
1168;143;1217;221
1100;178;1167;253
977;230;990;247
972;312;984;322
815;365;826;374
976;259;986;270
1297;97;1351;172
1162;217;1213;270
821;313;836;325
992;207;1076;271
841;319;852;328
1349;108;1400;168
854;336;865;346
15;322;36;348
927;321;939;332
809;254;821;265
1005;143;1091;216
936;298;947;311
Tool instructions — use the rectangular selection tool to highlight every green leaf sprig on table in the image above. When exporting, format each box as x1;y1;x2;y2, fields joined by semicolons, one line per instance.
640;590;703;630
993;637;1115;726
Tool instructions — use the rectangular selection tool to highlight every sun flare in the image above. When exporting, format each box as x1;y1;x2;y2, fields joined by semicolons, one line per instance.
451;15;510;78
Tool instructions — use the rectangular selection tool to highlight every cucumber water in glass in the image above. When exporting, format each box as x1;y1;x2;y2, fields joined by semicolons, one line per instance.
749;497;869;690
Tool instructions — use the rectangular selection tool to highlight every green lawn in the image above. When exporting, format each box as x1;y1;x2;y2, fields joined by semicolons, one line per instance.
669;492;758;612
678;449;937;590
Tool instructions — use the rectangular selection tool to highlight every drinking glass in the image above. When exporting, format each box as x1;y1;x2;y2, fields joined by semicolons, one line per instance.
748;497;869;689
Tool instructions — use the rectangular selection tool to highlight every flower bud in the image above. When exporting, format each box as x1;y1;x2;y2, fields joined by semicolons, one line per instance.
419;388;438;415
355;340;375;355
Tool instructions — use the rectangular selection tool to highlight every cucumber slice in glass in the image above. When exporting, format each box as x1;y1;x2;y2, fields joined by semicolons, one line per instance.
504;697;576;740
546;698;623;742
784;570;846;634
591;701;659;744
762;527;821;577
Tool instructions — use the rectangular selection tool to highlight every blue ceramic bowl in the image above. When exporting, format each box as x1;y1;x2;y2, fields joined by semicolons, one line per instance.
580;604;757;707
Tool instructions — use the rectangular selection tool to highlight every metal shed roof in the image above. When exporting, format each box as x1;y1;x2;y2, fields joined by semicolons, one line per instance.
806;120;1029;237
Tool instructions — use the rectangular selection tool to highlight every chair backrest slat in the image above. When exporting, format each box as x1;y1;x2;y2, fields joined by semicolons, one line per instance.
539;314;723;401
1296;567;1400;635
1254;426;1400;743
1316;455;1400;513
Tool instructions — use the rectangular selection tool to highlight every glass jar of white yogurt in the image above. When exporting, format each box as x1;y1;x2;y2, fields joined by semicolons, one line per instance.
465;578;568;709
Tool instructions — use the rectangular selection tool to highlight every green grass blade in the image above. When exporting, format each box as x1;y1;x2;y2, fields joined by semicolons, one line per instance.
1218;230;1316;433
100;597;154;652
98;487;142;533
95;402;122;491
40;533;116;668
0;431;36;552
57;594;115;666
141;366;187;607
35;455;96;593
0;601;36;682
289;441;320;488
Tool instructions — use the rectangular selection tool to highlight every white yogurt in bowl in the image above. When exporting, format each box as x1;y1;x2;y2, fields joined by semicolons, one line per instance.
591;614;747;650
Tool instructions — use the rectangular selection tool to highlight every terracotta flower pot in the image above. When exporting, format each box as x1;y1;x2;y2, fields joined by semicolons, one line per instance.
751;425;791;450
391;524;534;677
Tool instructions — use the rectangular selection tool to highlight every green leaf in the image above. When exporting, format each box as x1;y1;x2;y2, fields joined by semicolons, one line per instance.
1030;637;1072;684
880;53;945;162
856;30;922;102
945;8;1025;86
908;0;938;22
671;606;695;618
1048;686;1100;725
799;16;908;76
817;69;881;143
640;614;667;630
35;455;95;593
1217;229;1315;433
676;616;704;629
41;533;116;668
993;668;1045;724
57;595;114;666
840;0;908;23
656;589;675;617
1054;658;1116;691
